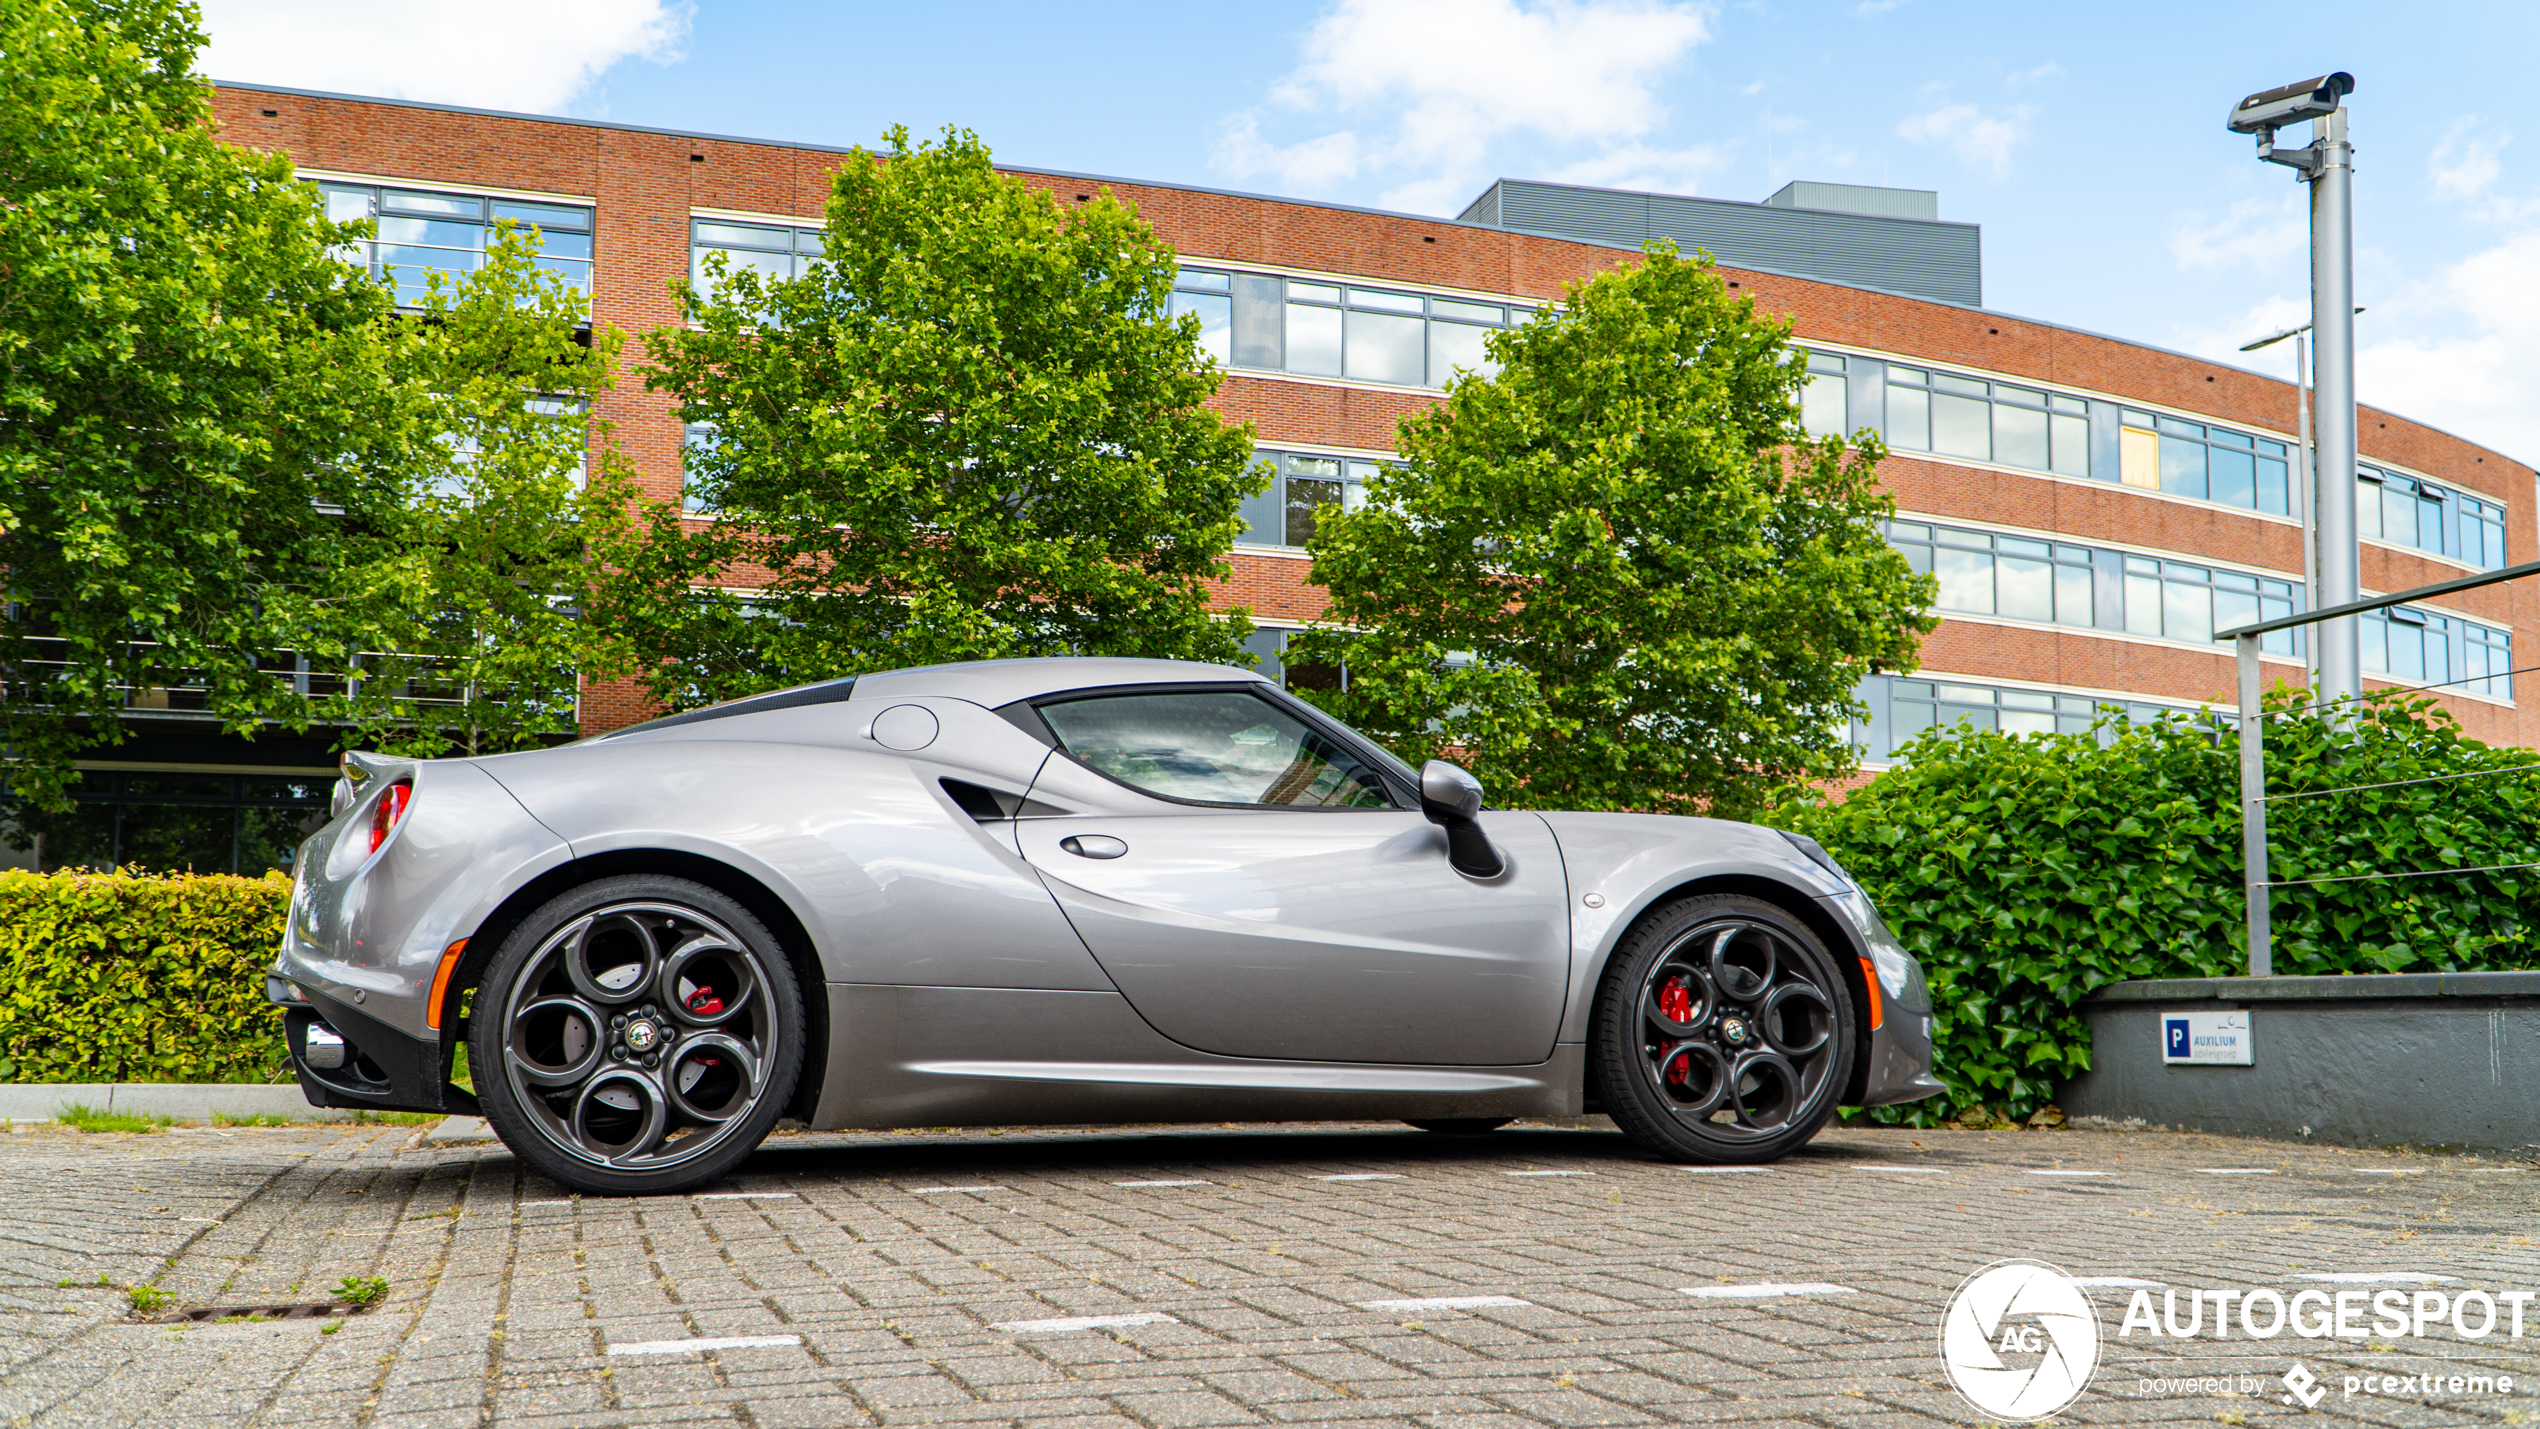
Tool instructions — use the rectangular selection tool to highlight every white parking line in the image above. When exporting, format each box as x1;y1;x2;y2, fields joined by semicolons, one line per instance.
606;1334;802;1356
2291;1272;2459;1284
2195;1169;2276;1175
693;1192;795;1200
2473;1168;2528;1173
2069;1277;2166;1288
991;1312;1176;1333
910;1186;1006;1194
2355;1169;2426;1176
1680;1283;1854;1298
2026;1170;2106;1177
1112;1180;1208;1187
1358;1295;1532;1310
1852;1165;1947;1174
1671;1166;1772;1174
1312;1174;1402;1181
522;1199;575;1207
1503;1170;1592;1177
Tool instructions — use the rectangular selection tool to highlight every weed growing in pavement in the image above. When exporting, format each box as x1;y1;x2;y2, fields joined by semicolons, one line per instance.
126;1285;175;1315
349;1110;439;1126
334;1276;389;1308
57;1103;177;1134
320;1320;342;1334
212;1112;293;1127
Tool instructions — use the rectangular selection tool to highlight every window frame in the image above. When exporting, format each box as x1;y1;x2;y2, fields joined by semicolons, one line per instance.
1172;264;1535;391
1006;681;1419;811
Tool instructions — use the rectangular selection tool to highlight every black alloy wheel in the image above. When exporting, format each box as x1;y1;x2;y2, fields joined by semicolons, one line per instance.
472;875;805;1195
1589;893;1855;1164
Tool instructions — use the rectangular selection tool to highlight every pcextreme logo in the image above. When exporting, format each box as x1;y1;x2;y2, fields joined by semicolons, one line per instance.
1939;1259;2101;1422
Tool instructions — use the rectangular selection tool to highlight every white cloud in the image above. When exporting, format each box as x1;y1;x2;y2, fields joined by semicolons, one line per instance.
2168;192;2306;272
1215;0;1713;210
2005;62;2062;88
2429;117;2506;202
2356;230;2540;460
1893;101;2031;180
1553;141;1730;194
198;0;689;113
1853;0;1907;14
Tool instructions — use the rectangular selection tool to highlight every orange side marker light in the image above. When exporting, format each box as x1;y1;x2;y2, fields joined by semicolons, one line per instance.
1859;956;1884;1031
426;940;467;1031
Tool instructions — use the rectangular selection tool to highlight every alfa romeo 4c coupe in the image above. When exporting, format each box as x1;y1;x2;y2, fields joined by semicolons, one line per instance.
270;657;1939;1193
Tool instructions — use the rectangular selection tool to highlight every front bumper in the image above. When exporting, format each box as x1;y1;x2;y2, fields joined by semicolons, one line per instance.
1817;888;1945;1108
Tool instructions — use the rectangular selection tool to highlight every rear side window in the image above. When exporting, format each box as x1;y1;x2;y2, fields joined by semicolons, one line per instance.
1036;690;1394;808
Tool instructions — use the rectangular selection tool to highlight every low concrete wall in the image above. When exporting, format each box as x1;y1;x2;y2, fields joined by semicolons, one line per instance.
0;1083;347;1123
2059;972;2540;1153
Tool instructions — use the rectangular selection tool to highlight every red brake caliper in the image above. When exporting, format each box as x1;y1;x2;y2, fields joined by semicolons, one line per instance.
1658;975;1692;1024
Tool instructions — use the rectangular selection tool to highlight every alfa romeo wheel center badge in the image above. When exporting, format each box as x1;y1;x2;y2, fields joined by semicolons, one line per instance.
624;1019;660;1053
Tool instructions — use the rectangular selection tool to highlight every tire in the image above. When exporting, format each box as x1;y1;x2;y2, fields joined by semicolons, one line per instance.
1588;893;1854;1165
1405;1118;1513;1135
471;875;805;1196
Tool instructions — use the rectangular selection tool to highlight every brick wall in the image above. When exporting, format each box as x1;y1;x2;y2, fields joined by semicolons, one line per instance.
210;85;2540;750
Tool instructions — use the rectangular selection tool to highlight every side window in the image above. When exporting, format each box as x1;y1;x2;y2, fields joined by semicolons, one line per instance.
1036;691;1394;809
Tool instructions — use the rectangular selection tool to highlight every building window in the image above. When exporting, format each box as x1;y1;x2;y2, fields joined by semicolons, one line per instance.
689;218;824;302
2357;465;2507;570
1883;520;2303;657
1240;626;1343;691
681;423;720;515
2361;604;2511;696
1850;673;2213;764
1172;267;1532;390
1887;366;2091;479
3;773;333;875
320;183;593;306
2115;411;2293;515
1240;449;1386;549
1801;351;1848;437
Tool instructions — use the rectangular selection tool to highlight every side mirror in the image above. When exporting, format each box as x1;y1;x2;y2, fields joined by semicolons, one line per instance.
1418;760;1505;878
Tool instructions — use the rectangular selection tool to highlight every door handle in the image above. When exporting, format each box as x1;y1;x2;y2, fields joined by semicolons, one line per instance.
1059;835;1128;860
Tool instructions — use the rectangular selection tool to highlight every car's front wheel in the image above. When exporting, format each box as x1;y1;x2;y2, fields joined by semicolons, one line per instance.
471;875;805;1195
1589;893;1855;1164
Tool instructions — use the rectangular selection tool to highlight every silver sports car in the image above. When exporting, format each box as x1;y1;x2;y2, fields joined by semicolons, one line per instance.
270;657;1939;1194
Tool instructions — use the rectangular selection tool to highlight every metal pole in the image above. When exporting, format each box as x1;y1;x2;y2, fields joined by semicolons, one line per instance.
2297;331;2319;682
2238;632;2272;976
2310;107;2361;708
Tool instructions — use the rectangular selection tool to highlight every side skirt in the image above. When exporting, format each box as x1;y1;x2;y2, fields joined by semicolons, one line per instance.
809;985;1583;1130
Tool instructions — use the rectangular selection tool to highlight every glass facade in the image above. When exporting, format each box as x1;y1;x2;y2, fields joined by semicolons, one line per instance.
1172;267;1533;389
1239;626;1342;691
1883;520;2306;657
1851;674;2213;764
689;218;825;302
2117;409;2292;514
319;183;593;306
1240;448;1387;549
2;773;333;875
2358;463;2509;570
2362;604;2514;697
1888;365;2095;479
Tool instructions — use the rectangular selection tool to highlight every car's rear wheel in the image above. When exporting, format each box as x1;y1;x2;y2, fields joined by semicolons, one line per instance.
1589;893;1854;1164
471;875;804;1195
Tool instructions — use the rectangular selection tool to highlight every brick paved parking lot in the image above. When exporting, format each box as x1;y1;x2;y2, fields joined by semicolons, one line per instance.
0;1117;2534;1428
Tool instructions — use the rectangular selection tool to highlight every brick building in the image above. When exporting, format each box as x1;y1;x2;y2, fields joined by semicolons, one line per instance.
28;82;2536;871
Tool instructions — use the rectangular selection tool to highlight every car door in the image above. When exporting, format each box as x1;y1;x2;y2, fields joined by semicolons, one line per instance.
1009;684;1570;1066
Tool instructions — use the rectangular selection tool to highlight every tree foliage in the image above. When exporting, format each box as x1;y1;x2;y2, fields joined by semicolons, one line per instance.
0;0;637;813
1288;245;1935;820
600;125;1262;710
1777;688;2540;1126
0;0;421;806
318;229;642;758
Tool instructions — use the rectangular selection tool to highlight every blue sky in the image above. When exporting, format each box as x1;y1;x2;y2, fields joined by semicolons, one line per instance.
200;0;2540;465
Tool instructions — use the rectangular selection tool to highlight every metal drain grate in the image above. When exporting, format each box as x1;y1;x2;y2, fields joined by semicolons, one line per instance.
173;1302;359;1323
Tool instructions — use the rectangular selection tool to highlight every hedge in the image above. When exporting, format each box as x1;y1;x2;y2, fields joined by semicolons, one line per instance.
0;869;293;1083
1776;688;2540;1126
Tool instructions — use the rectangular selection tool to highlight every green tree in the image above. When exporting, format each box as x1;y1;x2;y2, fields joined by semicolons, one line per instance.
312;227;642;758
0;0;426;808
1778;689;2540;1126
601;125;1262;710
1288;245;1935;819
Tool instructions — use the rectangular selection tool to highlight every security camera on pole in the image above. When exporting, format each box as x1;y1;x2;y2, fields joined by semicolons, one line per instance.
2224;71;2354;978
2228;72;2358;705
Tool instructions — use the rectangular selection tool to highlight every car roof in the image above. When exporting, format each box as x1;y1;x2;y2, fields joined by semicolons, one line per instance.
851;657;1268;707
593;657;1269;741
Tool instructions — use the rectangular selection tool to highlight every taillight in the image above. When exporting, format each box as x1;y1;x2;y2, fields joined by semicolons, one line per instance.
368;781;412;854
